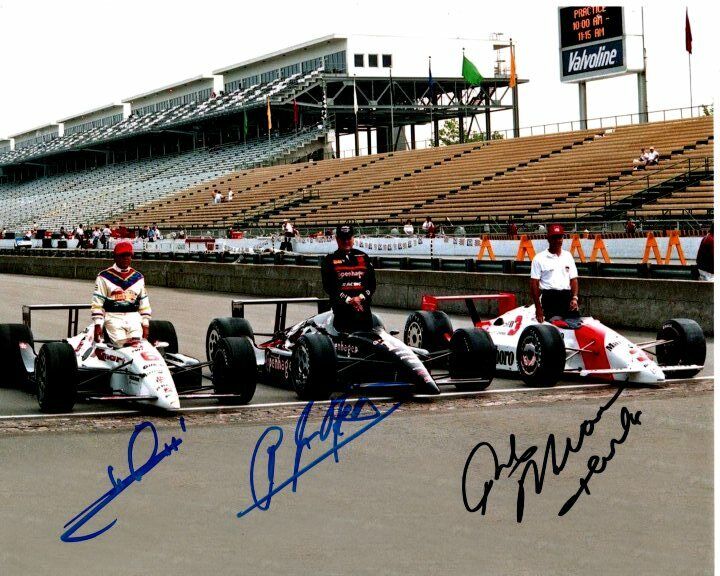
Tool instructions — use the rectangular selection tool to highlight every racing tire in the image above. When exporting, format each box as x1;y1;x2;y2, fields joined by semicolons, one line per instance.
516;325;565;387
449;328;496;390
291;333;337;401
206;317;254;366
656;318;706;379
403;310;454;352
0;323;34;389
148;320;179;354
212;336;256;405
36;342;78;413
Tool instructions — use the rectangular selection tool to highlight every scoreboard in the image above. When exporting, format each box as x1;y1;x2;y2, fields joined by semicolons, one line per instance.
558;6;627;83
559;6;624;49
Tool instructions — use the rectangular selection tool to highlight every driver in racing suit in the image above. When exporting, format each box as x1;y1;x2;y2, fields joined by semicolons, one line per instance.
321;224;376;332
91;241;151;345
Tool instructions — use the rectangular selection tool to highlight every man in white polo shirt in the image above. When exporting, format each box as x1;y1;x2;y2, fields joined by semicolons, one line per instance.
530;223;579;323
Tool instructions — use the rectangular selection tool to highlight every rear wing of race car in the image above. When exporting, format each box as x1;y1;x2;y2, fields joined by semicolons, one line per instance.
231;297;331;337
420;293;517;325
22;304;91;343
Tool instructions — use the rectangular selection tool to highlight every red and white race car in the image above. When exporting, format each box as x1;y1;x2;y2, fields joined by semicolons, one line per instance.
404;293;706;387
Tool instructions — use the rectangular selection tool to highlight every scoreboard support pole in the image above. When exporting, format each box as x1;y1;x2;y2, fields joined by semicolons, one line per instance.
578;81;588;130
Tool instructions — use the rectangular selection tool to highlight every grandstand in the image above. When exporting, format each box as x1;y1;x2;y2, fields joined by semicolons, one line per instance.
0;35;713;235
106;115;713;231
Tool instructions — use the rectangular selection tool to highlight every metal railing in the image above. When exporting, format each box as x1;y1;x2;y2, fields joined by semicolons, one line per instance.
337;104;712;158
573;156;713;223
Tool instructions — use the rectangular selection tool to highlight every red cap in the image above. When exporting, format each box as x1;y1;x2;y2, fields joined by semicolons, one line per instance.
547;223;565;237
113;241;134;255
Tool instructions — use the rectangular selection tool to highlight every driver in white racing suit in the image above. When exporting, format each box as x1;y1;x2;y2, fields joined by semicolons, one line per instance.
91;241;151;345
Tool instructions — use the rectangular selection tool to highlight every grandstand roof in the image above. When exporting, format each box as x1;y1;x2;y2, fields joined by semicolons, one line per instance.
123;75;215;103
213;34;341;75
9;123;59;139
57;103;125;123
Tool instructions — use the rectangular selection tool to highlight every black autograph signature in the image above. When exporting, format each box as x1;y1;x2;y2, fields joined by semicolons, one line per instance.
462;385;642;521
60;418;186;543
237;395;400;518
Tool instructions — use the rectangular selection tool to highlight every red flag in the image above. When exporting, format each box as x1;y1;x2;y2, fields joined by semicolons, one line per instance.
685;8;692;54
293;99;299;125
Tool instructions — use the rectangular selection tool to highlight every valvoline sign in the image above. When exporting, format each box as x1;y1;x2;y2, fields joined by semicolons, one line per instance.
560;37;626;82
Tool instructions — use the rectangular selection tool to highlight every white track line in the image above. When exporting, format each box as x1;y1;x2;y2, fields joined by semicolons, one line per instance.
0;376;712;421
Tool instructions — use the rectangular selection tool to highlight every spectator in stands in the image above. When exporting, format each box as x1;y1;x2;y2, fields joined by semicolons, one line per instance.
422;216;436;238
91;227;102;248
227;189;234;202
178;228;186;239
625;219;636;237
214;190;223;204
75;224;85;249
646;147;660;166
633;148;649;171
537;223;547;234
147;225;156;243
506;218;518;239
281;220;295;251
696;224;714;281
321;224;376;333
59;226;67;239
530;223;580;323
91;241;151;345
102;224;112;249
403;219;414;235
152;224;162;241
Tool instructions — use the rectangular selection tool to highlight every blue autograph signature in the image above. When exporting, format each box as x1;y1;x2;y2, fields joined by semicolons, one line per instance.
60;417;186;543
238;396;400;518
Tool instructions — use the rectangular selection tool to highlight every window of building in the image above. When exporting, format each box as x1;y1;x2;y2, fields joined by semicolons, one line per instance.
323;50;347;73
368;54;378;67
382;54;392;68
354;54;364;67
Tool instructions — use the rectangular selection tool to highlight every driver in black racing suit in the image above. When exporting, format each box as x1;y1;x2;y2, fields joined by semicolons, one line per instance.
321;224;376;333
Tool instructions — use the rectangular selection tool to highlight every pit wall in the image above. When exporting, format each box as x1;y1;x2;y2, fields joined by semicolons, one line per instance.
0;256;712;334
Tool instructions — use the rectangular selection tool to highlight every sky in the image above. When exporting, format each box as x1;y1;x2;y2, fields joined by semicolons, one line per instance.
0;0;717;144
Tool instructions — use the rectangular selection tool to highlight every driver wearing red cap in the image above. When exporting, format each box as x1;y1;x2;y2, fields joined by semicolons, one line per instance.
530;223;579;323
90;241;151;345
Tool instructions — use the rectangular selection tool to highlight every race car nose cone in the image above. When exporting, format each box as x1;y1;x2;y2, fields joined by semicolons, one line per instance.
156;394;180;411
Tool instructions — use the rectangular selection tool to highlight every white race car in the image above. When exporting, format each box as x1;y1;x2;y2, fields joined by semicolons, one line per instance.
404;294;706;386
0;304;252;412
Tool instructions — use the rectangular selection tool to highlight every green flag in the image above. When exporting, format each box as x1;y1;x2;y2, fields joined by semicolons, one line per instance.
462;55;484;86
243;109;248;139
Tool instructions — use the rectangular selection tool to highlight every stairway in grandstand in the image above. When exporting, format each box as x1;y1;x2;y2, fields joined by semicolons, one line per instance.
524;116;714;222
0;126;326;232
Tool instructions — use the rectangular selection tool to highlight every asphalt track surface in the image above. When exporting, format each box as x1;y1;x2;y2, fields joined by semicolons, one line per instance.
0;273;714;575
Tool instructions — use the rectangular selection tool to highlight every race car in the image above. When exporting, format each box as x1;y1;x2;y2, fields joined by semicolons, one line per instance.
404;294;706;386
0;304;251;412
204;297;497;400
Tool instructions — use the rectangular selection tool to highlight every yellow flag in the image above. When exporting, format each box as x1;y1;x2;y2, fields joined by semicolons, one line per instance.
266;97;272;130
509;45;517;89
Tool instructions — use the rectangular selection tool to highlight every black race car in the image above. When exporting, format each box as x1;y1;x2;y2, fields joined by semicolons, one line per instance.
205;298;497;401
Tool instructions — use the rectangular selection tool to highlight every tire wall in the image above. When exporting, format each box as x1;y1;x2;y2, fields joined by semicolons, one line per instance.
0;255;712;334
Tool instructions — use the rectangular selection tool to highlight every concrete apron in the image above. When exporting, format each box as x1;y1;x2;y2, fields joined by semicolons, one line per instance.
0;255;713;334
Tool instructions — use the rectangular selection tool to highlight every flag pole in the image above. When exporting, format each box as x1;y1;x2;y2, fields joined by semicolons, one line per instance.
428;55;434;148
688;53;693;111
389;67;395;152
